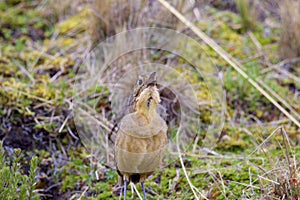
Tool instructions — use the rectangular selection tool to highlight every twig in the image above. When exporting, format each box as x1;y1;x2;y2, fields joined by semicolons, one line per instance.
249;167;254;195
280;128;294;174
57;138;67;157
77;186;89;200
229;180;260;189
44;183;60;192
261;62;300;84
247;126;282;158
50;70;64;82
67;125;79;140
130;183;143;200
192;136;199;153
59;114;70;133
261;57;300;74
260;56;300;84
240;53;263;64
201;147;221;156
175;127;207;200
171;168;180;192
257;175;279;185
248;32;262;53
208;170;228;198
189;0;201;22
13;59;35;84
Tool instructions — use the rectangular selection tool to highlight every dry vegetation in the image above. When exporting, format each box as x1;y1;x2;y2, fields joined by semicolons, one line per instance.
278;0;300;59
0;0;299;199
89;0;185;42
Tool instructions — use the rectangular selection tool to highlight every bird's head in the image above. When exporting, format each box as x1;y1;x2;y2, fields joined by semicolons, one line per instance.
132;72;160;114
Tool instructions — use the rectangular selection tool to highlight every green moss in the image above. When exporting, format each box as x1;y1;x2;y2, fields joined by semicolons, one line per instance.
0;4;53;40
55;9;91;34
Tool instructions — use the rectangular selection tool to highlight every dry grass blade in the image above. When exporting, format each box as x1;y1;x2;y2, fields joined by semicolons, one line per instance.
261;57;300;83
207;170;228;198
170;168;180;192
4;86;54;104
130;183;143;200
258;175;280;185
248;30;300;122
157;0;300;129
251;126;300;199
78;186;89;200
176;127;207;200
13;59;35;84
247;126;282;158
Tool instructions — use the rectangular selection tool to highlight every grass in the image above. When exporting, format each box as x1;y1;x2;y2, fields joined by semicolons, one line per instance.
0;0;299;199
90;0;186;42
235;0;256;32
278;0;300;59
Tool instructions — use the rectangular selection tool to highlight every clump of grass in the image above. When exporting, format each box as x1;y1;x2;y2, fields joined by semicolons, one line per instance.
89;0;146;41
235;0;257;32
272;163;300;200
89;0;185;42
278;0;300;59
257;128;300;200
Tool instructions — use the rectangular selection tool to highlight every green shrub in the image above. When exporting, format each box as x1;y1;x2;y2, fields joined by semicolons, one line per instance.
0;142;39;200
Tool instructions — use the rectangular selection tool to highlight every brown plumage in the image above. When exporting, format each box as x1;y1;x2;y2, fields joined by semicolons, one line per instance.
114;72;168;199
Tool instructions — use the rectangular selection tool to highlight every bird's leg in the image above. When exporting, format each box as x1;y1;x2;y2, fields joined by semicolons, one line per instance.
141;182;147;200
123;180;127;200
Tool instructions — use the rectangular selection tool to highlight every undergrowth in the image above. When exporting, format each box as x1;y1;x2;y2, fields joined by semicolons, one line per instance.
0;142;39;200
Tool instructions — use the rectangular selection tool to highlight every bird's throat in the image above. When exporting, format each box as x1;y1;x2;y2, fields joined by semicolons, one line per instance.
147;97;153;108
135;100;157;124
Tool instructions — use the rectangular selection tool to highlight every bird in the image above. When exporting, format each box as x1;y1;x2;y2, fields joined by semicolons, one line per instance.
114;71;168;200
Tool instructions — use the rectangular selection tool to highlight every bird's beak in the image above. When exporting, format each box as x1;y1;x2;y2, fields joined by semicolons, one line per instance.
146;72;157;87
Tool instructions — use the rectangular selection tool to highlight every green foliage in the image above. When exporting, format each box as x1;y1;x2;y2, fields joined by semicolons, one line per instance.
55;8;91;34
56;147;119;199
224;57;296;117
0;4;53;40
224;62;264;112
0;142;39;200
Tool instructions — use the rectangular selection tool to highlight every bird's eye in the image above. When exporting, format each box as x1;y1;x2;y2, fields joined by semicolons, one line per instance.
137;79;143;85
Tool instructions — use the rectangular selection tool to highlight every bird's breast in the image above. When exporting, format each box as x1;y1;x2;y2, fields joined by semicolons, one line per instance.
118;113;167;138
115;113;168;173
115;130;167;173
